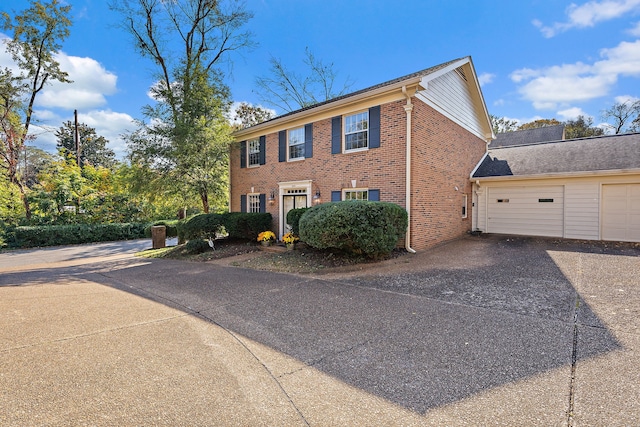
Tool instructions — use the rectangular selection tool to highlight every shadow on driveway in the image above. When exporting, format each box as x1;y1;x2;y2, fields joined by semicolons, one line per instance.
1;235;631;415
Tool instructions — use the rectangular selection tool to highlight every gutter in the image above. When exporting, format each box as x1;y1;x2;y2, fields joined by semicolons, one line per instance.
402;86;416;254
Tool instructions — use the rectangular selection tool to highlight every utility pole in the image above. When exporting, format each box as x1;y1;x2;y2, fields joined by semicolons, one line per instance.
74;109;81;166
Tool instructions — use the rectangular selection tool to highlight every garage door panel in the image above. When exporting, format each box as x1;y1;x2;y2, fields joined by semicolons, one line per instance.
487;186;564;237
602;184;640;243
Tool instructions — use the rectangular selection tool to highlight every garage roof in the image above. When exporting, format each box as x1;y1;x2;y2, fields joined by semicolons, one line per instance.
473;133;640;178
489;124;565;148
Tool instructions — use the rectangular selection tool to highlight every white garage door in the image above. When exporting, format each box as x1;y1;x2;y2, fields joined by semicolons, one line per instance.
487;186;564;237
602;184;640;242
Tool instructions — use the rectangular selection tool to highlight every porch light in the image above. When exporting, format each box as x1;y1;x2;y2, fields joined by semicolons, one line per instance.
313;190;321;204
268;190;275;205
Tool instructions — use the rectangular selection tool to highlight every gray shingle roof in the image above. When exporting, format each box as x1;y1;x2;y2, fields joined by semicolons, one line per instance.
473;133;640;178
489;124;565;148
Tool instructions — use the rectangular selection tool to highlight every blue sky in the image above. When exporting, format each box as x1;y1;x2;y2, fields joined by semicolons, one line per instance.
2;0;640;158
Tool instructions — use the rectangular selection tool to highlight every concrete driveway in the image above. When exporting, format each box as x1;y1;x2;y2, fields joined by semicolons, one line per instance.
0;236;638;426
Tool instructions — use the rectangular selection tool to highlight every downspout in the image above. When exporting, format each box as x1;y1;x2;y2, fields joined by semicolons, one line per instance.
402;86;417;254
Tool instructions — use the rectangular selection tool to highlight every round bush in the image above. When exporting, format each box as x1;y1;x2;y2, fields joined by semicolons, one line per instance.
299;201;408;259
286;207;310;236
181;214;224;241
184;239;211;254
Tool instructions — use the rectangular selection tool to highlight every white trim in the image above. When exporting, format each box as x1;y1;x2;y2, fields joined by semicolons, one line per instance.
343;109;370;153
473;168;640;183
278;180;312;238
342;188;369;200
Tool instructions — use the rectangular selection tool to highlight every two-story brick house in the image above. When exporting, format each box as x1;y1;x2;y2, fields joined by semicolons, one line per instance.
230;56;494;251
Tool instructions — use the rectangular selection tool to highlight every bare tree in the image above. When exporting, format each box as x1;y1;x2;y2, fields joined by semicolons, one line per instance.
255;47;354;112
601;100;640;134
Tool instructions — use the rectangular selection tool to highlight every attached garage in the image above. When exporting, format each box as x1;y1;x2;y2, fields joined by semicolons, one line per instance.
472;133;640;243
602;184;640;242
486;186;564;237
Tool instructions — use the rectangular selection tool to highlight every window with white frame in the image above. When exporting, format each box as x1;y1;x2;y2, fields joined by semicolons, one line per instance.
343;189;368;201
288;127;305;160
248;194;261;213
344;111;368;151
248;138;260;167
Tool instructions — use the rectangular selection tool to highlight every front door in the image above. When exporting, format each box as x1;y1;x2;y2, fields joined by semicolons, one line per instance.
283;194;307;233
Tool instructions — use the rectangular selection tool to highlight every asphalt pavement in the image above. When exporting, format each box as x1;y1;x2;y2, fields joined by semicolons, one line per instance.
0;236;638;426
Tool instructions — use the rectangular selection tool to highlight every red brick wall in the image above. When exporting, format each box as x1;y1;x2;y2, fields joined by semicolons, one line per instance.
230;97;486;250
410;100;486;249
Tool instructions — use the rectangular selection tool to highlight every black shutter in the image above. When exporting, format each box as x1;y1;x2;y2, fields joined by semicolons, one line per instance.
331;191;341;202
259;136;266;165
240;195;247;213
304;123;313;158
369;106;380;149
331;116;342;154
259;194;266;213
240;141;246;168
368;189;380;201
279;130;286;162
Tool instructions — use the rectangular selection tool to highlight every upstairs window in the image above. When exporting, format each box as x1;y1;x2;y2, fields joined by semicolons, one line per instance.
248;138;260;167
344;111;369;151
288;127;305;160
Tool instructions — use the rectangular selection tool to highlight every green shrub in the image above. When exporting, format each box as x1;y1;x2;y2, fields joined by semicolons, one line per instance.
299;201;408;259
286;207;310;236
218;212;272;240
180;214;225;241
184;239;211;254
10;223;149;248
180;212;272;241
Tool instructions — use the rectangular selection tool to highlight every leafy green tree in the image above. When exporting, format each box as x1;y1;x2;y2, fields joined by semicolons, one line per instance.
1;0;72;219
256;47;354;112
0;171;25;224
55;121;116;168
518;118;562;130
564;115;604;139
490;115;519;134
19;145;54;187
233;102;274;129
112;0;253;213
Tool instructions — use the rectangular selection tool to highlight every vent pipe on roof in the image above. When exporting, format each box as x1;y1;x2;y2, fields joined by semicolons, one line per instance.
402;86;416;254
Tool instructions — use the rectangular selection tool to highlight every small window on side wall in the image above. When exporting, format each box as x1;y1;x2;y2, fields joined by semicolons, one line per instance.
462;194;468;218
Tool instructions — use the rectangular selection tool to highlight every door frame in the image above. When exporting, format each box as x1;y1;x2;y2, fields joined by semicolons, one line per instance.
278;180;312;238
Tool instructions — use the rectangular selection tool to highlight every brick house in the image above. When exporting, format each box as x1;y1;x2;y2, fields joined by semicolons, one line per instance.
230;56;494;251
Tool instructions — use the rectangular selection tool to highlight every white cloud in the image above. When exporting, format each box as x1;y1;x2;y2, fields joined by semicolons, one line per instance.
511;39;640;110
534;0;640;37
614;94;640;103
478;72;495;86
557;107;588;120
493;99;505;107
628;20;640;35
79;110;137;158
38;53;118;109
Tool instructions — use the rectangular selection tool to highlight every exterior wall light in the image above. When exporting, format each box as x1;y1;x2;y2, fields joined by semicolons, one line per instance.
268;190;275;205
313;190;321;205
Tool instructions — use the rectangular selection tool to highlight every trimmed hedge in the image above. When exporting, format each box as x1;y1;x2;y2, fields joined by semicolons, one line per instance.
286;207;310;236
299;201;408;259
180;212;272;242
9;223;149;248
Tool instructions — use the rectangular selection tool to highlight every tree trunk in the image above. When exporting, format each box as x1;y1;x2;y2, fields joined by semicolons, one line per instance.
200;190;209;213
15;179;32;220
